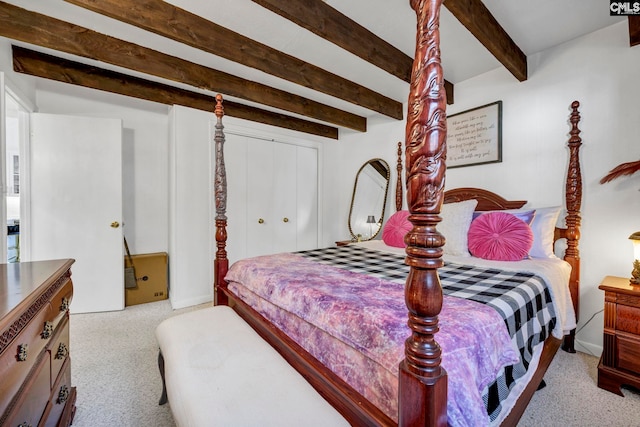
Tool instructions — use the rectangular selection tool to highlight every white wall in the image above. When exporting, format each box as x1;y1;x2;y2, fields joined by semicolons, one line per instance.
168;105;214;308
338;21;640;356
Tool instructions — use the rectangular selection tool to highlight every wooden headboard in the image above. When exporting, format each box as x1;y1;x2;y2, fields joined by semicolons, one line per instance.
443;188;526;211
392;98;583;351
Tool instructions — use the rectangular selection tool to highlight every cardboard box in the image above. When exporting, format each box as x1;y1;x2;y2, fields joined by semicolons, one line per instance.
125;252;168;306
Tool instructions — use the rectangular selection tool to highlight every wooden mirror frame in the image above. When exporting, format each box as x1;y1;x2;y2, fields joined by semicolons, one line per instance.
347;158;390;241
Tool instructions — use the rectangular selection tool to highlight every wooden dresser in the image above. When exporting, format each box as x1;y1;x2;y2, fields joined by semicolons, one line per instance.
598;275;640;395
0;259;76;427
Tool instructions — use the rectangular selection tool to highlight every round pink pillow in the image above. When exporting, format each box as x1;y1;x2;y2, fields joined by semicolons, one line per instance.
382;210;412;248
468;212;533;261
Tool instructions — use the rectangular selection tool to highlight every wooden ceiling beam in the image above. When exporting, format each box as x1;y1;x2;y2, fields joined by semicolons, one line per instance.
12;46;339;139
629;16;640;46
250;0;454;105
444;0;527;82
0;1;365;131
64;0;403;120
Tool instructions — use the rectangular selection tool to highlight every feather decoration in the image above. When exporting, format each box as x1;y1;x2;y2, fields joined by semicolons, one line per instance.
600;160;640;184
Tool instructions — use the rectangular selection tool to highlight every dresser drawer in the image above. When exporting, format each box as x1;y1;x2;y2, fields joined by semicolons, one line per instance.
48;317;70;387
40;357;72;427
2;352;51;427
617;333;640;373
0;304;53;416
46;278;73;330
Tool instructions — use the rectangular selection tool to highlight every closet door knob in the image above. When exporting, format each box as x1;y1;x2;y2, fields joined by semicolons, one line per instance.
258;218;264;224
111;221;120;228
282;217;289;223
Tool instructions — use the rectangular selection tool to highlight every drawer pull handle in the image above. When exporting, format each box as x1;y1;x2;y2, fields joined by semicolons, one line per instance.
41;321;54;339
57;385;70;404
16;344;28;362
56;343;69;359
18;423;32;427
60;297;70;312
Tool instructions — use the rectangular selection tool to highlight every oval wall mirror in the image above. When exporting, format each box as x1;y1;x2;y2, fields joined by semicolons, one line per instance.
348;158;390;241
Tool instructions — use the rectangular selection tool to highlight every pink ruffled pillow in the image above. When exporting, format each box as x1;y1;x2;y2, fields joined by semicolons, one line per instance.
382;210;412;248
468;212;534;261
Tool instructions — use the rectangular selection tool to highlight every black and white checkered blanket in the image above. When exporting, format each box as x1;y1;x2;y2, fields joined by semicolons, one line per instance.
298;245;556;423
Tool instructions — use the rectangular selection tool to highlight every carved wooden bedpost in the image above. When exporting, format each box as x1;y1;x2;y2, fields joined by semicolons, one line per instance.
213;94;229;306
399;0;448;425
561;100;582;353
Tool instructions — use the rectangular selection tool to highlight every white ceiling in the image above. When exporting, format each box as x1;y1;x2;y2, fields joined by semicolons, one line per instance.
3;0;626;127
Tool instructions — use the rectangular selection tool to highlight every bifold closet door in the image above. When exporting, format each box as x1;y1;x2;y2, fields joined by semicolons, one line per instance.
294;145;318;252
271;142;298;254
246;138;277;257
231;137;317;260
245;139;298;258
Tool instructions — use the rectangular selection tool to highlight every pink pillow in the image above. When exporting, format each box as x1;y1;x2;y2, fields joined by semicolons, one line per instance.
382;210;412;248
467;212;534;261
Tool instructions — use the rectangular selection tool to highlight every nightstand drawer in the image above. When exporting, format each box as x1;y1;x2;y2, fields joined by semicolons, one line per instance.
616;304;640;335
617;293;640;309
617;333;640;373
598;275;640;395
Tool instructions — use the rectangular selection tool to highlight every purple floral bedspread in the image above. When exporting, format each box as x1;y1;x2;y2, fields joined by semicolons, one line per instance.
226;252;519;426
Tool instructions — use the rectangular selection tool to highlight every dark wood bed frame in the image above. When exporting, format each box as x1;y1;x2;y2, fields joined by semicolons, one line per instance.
211;1;583;425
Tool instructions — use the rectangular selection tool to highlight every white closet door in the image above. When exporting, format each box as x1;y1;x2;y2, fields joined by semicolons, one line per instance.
30;113;123;313
296;145;318;251
246;138;275;258
226;133;319;261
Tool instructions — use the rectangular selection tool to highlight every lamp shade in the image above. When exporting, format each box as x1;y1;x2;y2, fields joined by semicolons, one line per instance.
366;215;376;224
631;231;640;261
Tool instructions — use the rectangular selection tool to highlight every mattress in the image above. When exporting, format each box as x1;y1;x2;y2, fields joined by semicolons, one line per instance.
225;242;575;426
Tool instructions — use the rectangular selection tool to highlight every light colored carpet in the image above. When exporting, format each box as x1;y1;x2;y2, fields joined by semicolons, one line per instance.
69;300;640;426
70;300;200;427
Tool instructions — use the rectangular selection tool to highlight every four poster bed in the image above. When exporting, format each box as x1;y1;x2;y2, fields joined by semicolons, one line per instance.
205;1;583;425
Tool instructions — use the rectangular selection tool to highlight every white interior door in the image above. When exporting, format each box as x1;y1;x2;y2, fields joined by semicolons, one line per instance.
29;113;123;313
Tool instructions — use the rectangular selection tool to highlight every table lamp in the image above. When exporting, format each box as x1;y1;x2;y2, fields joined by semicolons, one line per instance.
630;231;640;285
366;215;376;239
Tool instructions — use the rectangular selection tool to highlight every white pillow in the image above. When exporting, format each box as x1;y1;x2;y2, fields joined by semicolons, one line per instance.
440;199;479;256
528;206;562;258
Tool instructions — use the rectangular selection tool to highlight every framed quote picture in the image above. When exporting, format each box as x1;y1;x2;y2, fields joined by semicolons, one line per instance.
446;101;502;168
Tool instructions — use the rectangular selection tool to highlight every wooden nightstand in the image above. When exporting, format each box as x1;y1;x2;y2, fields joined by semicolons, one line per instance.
335;240;353;247
598;275;640;395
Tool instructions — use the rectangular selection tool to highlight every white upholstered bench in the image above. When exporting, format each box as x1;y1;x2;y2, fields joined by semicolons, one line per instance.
155;305;349;427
